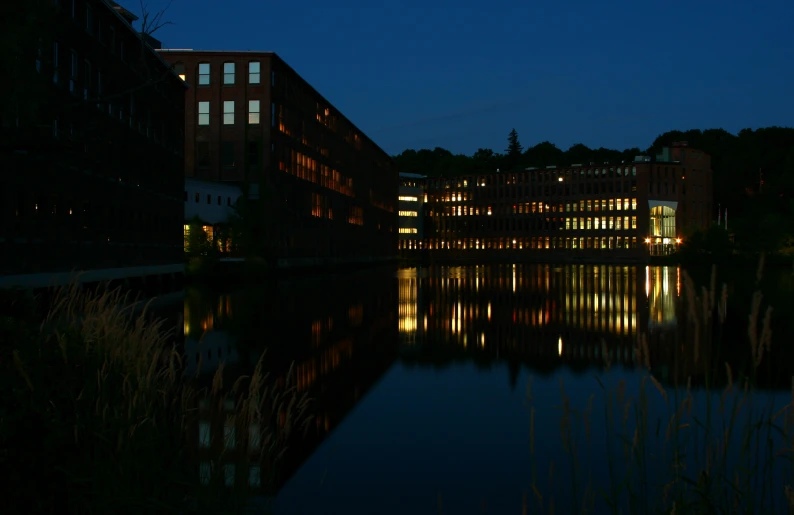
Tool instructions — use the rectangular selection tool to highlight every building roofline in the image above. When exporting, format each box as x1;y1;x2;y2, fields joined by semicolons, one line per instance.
101;1;188;89
400;172;426;178
156;50;393;163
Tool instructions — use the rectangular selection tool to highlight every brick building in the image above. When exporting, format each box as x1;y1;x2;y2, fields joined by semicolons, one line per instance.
0;0;186;289
399;143;712;260
156;50;398;268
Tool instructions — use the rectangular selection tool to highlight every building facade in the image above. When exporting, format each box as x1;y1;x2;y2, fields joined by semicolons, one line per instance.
398;173;426;253
156;50;398;268
399;143;712;260
0;0;186;288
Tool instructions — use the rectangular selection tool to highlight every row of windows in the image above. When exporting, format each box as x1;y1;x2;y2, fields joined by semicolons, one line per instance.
195;141;262;170
184;191;236;206
173;61;267;87
399;228;418;234
427;167;640;190
56;0;126;61
278;148;355;198
398;196;418;202
434;198;639;217
8;194;177;239
45;42;179;149
399;236;642;251
197;100;260;126
398;211;418;217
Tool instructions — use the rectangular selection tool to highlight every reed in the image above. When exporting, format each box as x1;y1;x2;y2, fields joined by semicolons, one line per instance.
0;281;312;514
525;257;794;514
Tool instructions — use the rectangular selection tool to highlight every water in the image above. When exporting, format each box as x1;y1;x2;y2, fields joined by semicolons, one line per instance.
182;264;794;514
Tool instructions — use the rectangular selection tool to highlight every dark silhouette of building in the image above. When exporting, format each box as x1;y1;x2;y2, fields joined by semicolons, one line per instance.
0;0;186;289
399;143;713;260
156;50;398;268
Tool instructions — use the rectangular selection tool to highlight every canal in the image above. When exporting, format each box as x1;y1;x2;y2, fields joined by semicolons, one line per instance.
181;263;794;514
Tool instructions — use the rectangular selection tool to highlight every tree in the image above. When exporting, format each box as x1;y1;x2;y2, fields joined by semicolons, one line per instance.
184;216;213;258
506;128;523;158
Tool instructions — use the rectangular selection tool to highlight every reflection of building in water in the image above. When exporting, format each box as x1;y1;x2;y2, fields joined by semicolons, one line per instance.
184;293;238;376
646;266;679;330
399;264;713;387
184;269;399;494
398;268;423;345
400;264;644;376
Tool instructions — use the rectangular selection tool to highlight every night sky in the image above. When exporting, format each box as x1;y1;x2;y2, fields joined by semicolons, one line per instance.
142;0;793;155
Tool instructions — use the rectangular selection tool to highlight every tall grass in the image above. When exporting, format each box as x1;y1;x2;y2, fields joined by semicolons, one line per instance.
0;282;312;514
525;258;794;514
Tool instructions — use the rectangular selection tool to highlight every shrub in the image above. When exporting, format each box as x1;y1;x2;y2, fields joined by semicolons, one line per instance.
0;282;312;514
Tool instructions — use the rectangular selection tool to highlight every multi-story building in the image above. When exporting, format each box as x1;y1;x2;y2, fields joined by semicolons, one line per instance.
0;0;186;290
399;142;712;260
156;50;399;268
398;173;426;253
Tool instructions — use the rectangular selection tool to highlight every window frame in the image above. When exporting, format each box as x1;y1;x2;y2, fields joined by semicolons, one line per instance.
198;63;210;86
223;101;234;125
223;62;235;85
198;101;210;126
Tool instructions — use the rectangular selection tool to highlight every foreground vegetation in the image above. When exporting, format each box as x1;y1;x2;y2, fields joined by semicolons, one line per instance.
0;283;312;514
522;259;794;514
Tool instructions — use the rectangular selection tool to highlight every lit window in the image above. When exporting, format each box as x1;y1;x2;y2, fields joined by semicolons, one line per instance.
248;100;260;124
198;102;210;125
198;63;210;85
399;228;418;234
223;101;234;125
398;211;418;217
173;62;186;81
223;62;235;85
248;61;260;84
398;196;418;202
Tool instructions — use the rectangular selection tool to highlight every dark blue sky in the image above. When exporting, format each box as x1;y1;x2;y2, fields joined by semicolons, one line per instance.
144;0;793;156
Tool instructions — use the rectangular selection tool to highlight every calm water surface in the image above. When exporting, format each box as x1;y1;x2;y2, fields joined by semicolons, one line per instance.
183;264;794;514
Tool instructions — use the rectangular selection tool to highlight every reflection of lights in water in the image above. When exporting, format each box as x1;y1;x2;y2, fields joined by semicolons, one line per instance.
487;302;492;320
558;335;563;356
677;267;681;297
424;314;428;330
645;266;650;298
481;333;485;347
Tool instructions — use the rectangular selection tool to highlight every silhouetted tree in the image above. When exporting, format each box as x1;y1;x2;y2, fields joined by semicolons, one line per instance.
506;129;523;157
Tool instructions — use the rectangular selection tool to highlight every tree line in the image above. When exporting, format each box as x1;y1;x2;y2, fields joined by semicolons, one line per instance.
393;127;794;255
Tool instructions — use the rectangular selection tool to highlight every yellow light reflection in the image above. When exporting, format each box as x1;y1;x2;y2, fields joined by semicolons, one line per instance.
558;335;563;356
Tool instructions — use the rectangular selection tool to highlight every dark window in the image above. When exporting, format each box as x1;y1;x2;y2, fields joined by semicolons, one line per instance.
184;190;188;201
196;141;210;168
227;197;231;206
206;194;211;204
217;196;222;206
221;142;235;168
247;141;260;167
194;192;200;203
